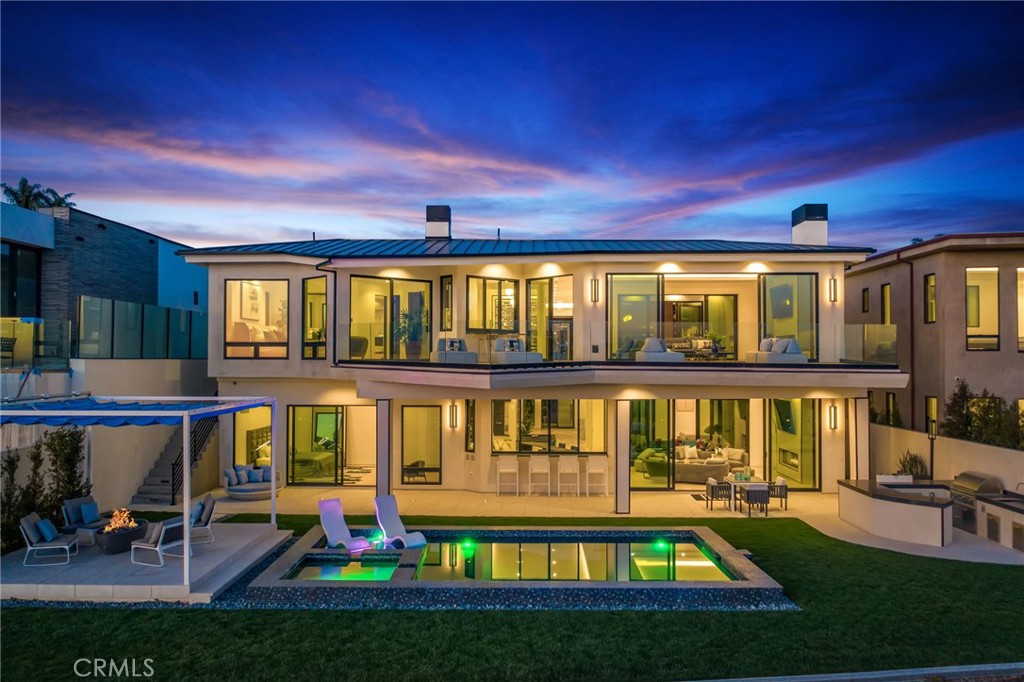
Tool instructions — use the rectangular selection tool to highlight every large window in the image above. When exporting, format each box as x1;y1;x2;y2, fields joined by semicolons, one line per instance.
1;242;41;317
465;399;476;452
527;276;573;361
234;406;272;467
225;279;289;358
440;275;453;331
965;267;999;351
491;399;606;454
629;400;672;490
302;277;327;359
402;406;441;484
761;274;817;360
880;283;891;325
608;274;659;360
350;276;431;360
467;276;518;333
1017;268;1023;351
924;274;936;324
768;399;819;489
287;405;376;485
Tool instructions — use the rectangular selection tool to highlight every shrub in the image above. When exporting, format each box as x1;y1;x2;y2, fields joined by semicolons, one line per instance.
895;450;928;478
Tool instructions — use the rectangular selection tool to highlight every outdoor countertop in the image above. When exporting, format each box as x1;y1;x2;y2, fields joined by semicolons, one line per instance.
838;479;954;508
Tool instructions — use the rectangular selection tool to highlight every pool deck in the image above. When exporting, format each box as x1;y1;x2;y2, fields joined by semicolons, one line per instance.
135;487;1024;566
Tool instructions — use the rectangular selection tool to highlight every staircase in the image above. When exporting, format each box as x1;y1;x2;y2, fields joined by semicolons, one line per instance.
131;421;219;506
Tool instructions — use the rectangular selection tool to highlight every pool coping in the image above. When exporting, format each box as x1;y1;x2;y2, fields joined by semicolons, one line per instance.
248;526;798;611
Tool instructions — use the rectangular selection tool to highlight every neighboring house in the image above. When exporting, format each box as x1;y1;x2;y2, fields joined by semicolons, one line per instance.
182;204;906;512
845;233;1024;432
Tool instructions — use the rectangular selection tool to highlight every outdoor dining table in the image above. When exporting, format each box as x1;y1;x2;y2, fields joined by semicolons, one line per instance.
724;474;766;511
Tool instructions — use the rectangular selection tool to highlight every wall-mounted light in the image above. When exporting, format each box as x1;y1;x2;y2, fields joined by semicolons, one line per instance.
828;277;838;303
448;403;459;429
828;403;838;430
590;278;600;303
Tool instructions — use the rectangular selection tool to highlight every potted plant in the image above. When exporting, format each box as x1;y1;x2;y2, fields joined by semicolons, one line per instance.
895;450;929;480
393;308;430;360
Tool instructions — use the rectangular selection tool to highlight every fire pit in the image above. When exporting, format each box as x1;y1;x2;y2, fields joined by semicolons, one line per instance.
95;508;148;554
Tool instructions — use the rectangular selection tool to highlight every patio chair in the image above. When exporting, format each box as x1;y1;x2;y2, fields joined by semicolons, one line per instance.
191;494;217;544
130;521;186;567
739;483;770;517
19;512;79;566
768;477;788;510
60;495;111;543
374;494;427;549
705;478;732;510
318;498;372;552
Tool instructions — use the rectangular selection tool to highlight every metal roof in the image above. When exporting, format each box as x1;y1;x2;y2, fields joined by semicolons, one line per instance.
183;238;874;259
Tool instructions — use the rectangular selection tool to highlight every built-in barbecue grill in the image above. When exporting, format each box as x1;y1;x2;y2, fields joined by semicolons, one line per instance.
950;471;1003;533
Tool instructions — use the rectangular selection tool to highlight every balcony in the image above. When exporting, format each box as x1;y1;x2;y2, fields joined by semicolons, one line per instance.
0;318;71;372
78;296;208;360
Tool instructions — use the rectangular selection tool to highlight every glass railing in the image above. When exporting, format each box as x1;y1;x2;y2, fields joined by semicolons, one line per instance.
0;317;71;371
330;321;897;367
78;296;208;360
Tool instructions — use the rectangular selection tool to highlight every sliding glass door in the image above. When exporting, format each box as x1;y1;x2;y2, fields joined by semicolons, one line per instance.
350;276;432;360
286;405;377;486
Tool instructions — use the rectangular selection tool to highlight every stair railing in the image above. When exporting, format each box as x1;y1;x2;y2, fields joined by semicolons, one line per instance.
169;416;218;505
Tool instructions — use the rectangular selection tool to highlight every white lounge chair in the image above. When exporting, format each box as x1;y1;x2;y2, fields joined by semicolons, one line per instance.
19;513;79;566
130;521;186;567
318;498;372;552
374;494;427;549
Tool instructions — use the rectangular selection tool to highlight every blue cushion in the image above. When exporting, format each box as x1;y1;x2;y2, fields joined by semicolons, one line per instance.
36;518;59;542
67;502;83;525
189;501;203;526
81;501;101;524
224;468;238;486
262;467;273;483
247;469;264;484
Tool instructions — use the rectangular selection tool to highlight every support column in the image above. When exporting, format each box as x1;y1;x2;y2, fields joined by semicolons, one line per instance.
269;399;277;525
85;426;93;485
854;397;870;480
615;400;630;514
181;413;191;589
376;399;392;498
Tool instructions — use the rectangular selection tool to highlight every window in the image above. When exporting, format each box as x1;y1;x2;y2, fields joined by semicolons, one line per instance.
225;279;289;358
965;267;999;350
885;392;898;425
761;274;818;361
1017;268;1023;351
924;274;936;323
465;399;476;452
234;406;272;466
286;405;376;485
302;277;327;359
350;276;432;360
402;406;441;484
1;242;41;317
527;276;573;361
861;288;869;313
880;284;891;325
925;396;938;433
440;275;453;332
467;276;518;333
491;399;606;454
608;274;659;360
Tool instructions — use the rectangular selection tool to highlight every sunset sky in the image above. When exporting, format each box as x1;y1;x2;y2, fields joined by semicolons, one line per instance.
2;2;1022;250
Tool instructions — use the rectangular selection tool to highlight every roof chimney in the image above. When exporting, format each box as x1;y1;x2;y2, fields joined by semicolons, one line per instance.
791;204;828;245
426;205;452;239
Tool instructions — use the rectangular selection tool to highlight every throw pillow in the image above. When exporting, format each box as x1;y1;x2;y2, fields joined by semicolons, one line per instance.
36;518;59;542
262;467;273;483
81;501;101;524
224;468;238;487
189;501;204;526
759;337;775;352
771;338;791;354
247;469;264;484
66;502;83;525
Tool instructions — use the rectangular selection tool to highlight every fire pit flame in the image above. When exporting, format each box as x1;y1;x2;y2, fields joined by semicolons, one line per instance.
103;508;138;533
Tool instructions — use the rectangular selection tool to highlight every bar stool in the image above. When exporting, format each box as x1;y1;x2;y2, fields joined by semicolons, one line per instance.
557;455;580;496
528;455;551;496
585;456;608;496
496;455;520;496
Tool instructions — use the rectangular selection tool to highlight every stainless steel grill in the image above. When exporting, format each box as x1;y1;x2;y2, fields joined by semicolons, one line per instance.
950;471;1003;533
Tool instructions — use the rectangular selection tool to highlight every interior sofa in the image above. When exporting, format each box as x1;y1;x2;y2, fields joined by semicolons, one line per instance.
673;446;749;484
634;338;686;363
430;338;478;364
745;337;808;364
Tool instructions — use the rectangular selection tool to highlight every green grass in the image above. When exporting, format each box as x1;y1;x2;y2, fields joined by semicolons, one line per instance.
3;515;1022;681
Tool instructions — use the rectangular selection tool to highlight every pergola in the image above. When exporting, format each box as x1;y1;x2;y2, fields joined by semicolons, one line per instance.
0;394;277;588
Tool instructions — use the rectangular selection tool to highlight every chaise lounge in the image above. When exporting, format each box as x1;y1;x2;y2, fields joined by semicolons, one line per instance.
374;494;427;549
318;497;372;552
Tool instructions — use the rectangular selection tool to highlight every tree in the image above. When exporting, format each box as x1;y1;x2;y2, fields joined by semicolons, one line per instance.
1;177;76;209
888;400;904;428
43;426;91;512
940;378;972;439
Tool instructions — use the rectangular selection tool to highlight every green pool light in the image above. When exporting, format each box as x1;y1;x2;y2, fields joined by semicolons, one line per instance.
460;539;476;550
654;539;670;551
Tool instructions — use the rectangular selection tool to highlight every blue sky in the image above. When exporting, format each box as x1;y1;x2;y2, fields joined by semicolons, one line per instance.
2;2;1022;249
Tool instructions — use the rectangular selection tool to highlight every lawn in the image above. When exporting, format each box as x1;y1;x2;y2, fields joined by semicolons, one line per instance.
2;515;1022;681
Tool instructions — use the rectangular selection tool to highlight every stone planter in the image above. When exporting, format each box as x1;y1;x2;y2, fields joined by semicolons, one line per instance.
95;519;149;554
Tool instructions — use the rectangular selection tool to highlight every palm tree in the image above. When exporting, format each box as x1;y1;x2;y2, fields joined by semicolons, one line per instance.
1;178;45;208
1;178;77;209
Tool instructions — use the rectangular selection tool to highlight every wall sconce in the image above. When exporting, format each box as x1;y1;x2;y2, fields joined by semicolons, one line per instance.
828;277;838;303
448;403;459;429
828;403;838;430
590;278;600;303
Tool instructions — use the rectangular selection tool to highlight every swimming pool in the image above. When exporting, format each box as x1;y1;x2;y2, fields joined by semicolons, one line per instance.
250;527;796;611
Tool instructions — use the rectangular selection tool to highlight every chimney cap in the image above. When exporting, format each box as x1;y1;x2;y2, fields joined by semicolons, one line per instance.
426;205;451;223
792;203;828;227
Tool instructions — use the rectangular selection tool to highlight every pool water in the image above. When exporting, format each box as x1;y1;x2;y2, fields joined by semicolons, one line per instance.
284;554;400;581
414;539;734;582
